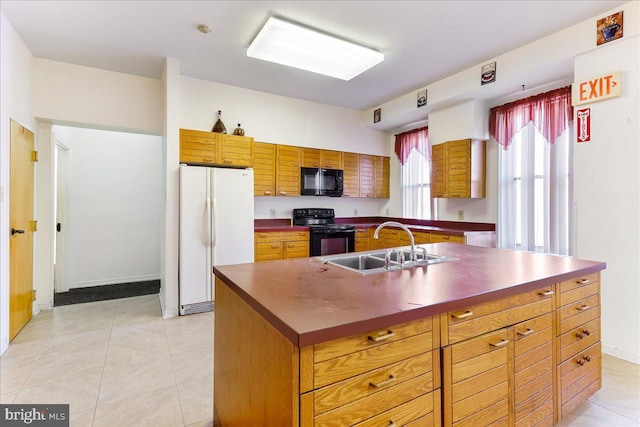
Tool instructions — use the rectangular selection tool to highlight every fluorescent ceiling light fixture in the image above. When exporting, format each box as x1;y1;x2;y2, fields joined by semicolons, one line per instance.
247;16;383;81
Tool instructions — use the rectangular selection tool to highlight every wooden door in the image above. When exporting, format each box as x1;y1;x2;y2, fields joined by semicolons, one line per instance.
10;119;35;341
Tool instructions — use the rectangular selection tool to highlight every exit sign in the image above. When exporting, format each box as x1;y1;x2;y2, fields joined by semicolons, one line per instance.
572;72;621;106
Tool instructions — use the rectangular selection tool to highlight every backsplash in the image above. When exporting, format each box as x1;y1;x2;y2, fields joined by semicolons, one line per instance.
254;196;390;220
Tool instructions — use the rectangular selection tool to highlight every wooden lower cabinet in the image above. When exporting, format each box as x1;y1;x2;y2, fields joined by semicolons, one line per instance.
355;227;371;252
214;274;602;426
301;316;441;426
555;273;601;421
254;231;309;261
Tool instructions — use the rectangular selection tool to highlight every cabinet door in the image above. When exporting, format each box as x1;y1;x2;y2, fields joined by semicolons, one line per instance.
302;148;322;168
354;227;371;252
276;145;301;197
359;154;375;198
374;156;390;198
430;233;465;244
342;152;360;197
447;139;471;198
180;129;219;165
253;142;276;196
322;150;343;169
442;328;511;426
254;242;282;262
283;241;309;259
220;135;253;167
430;144;445;198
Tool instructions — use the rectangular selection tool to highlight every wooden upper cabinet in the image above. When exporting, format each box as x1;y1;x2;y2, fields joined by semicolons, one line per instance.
431;139;485;198
220;134;253;167
180;128;253;168
430;144;446;198
322;150;343;169
276;145;301;197
374;156;390;198
359;154;375;198
253;141;276;196
302;148;343;169
302;148;322;168
179;129;219;166
342;152;360;198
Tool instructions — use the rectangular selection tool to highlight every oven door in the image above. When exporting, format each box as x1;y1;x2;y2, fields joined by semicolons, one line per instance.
310;230;355;256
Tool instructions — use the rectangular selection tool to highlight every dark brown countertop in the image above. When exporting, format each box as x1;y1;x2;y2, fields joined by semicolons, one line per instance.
254;217;496;235
214;243;605;348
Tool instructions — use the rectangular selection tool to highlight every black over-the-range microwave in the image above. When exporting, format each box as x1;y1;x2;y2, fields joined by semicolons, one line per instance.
300;167;344;197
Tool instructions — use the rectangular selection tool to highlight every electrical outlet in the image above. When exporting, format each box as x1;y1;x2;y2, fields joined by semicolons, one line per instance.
354;209;358;216
386;208;390;215
269;209;276;218
458;210;465;220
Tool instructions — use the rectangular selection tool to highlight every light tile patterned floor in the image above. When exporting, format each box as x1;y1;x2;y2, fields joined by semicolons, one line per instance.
1;294;638;426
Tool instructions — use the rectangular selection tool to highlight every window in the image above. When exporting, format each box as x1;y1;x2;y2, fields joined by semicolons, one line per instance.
395;127;431;219
492;86;574;256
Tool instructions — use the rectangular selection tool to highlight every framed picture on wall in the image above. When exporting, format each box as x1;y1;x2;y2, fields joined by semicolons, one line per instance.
373;108;381;123
597;11;623;45
417;90;427;108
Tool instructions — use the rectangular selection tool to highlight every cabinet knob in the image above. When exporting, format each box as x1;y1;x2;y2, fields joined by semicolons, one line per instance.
263;191;272;196
279;191;288;196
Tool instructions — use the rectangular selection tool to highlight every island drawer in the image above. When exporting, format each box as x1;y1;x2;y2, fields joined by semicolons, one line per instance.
313;332;433;388
313;352;434;415
443;286;554;344
300;387;440;427
558;342;601;417
309;373;435;427
558;318;600;363
558;272;599;294
313;317;434;363
254;230;309;242
558;281;600;307
557;293;600;330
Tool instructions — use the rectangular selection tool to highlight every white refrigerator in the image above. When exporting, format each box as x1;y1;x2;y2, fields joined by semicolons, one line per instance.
179;165;254;315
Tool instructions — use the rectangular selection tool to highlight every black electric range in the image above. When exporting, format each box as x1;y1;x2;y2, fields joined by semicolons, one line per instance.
292;208;355;256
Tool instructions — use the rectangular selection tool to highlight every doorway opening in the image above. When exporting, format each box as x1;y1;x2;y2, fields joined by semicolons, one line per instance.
50;125;163;306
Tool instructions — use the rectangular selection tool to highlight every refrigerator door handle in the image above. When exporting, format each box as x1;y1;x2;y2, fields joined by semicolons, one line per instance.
211;196;217;248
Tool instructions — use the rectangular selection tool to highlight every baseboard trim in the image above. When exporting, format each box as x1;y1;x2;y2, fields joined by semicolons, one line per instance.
602;344;640;364
68;274;161;289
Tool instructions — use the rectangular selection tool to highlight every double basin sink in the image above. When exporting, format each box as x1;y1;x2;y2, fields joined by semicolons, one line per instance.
319;245;457;275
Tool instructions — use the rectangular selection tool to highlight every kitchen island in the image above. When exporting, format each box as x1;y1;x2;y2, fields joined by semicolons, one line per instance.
213;243;605;426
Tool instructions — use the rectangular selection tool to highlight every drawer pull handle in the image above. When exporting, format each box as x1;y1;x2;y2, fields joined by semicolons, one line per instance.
368;331;394;342
223;159;232;164
271;244;279;249
287;243;294;248
577;355;592;366
388;421;396;427
369;374;396;389
576;304;590;311
577;278;590;284
258;233;268;238
490;339;509;348
576;329;592;339
451;310;473;319
538;290;554;296
517;328;534;337
279;191;288;196
263;191;272;195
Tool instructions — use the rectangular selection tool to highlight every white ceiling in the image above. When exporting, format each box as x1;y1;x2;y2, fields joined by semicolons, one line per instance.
1;1;627;111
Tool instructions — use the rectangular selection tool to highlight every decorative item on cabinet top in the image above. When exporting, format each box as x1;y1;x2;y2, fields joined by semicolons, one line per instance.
233;123;245;136
212;110;227;134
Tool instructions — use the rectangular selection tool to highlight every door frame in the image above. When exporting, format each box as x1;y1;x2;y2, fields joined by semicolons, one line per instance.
54;136;70;293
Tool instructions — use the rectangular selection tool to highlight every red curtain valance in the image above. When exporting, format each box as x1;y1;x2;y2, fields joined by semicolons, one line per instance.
489;86;573;149
394;126;429;165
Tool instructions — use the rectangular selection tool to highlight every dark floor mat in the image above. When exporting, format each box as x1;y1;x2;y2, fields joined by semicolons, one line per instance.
54;280;160;306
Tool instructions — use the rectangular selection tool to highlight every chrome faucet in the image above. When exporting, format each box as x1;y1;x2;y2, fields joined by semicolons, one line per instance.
373;221;417;262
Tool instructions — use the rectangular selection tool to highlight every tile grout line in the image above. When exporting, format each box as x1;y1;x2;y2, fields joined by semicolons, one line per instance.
91;302;118;427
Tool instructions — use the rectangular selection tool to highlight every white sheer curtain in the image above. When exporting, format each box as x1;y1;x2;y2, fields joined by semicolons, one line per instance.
498;123;573;255
401;149;432;219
